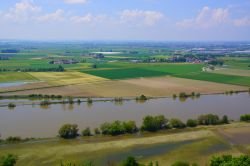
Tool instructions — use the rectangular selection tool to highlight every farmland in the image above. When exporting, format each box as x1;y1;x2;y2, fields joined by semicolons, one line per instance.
0;43;250;97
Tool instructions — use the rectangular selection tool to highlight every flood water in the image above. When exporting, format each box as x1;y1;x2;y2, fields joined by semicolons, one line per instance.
0;93;249;138
0;81;33;88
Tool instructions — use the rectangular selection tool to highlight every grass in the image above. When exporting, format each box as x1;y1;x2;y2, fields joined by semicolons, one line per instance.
0;72;37;83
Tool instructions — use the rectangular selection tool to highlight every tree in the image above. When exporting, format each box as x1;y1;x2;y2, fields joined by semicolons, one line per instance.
8;103;16;109
94;128;100;135
169;119;186;129
82;127;92;136
141;115;168;132
171;161;189;166
240;114;250;122
198;114;220;125
210;155;250;166
59;124;79;139
0;154;18;166
123;121;138;134
221;115;229;124
121;156;139;166
186;119;198;127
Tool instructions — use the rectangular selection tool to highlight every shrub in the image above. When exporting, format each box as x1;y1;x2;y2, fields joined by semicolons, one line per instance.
100;121;124;136
198;114;220;125
136;94;147;101
169;119;186;129
8;103;16;108
179;92;188;98
141;115;168;132
87;98;93;104
58;124;79;139
240;114;250;122
123;121;138;134
121;156;139;166
210;155;250;166
82;127;91;136
221;115;229;124
186;119;198;127
0;154;18;166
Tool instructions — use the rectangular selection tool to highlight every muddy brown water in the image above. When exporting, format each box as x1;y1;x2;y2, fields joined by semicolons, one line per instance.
0;93;249;138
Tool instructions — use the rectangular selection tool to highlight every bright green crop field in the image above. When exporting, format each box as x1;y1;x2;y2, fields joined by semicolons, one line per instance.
82;63;250;86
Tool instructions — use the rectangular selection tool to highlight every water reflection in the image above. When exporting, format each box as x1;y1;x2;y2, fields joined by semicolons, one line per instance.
0;93;249;138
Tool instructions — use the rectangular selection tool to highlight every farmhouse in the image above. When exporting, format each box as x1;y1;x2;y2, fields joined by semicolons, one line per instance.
88;53;105;59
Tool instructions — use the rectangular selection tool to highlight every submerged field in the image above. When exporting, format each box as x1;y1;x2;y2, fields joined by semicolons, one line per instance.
0;123;249;166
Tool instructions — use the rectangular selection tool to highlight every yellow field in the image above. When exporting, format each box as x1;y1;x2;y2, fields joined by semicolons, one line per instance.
2;76;248;97
209;68;250;77
28;72;108;86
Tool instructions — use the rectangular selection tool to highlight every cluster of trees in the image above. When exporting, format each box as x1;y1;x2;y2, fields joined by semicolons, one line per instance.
240;114;250;122
0;136;34;144
100;121;138;136
28;94;63;99
58;114;230;139
208;60;224;66
0;65;64;72
173;92;201;99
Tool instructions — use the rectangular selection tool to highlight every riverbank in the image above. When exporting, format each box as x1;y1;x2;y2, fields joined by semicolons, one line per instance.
0;122;249;166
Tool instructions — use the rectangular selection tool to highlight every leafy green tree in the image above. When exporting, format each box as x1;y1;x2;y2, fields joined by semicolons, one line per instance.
186;119;198;127
240;114;250;122
59;124;79;139
198;114;220;125
170;119;186;129
121;156;139;166
141;115;168;132
221;115;229;124
123;121;138;133
82;127;92;136
0;154;18;166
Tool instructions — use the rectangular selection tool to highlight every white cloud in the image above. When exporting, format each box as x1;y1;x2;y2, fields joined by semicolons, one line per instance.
70;14;92;23
37;9;65;22
1;0;41;21
177;6;229;28
120;9;164;26
233;17;250;26
64;0;88;4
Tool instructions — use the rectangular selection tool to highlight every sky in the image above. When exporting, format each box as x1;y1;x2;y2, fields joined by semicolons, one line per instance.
0;0;250;41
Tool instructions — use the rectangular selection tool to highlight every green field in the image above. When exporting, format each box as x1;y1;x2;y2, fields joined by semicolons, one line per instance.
82;63;250;86
83;63;203;79
0;72;37;83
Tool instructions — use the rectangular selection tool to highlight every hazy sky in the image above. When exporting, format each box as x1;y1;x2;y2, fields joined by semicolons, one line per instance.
0;0;250;41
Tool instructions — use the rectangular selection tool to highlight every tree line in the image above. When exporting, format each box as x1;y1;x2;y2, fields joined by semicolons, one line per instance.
58;114;234;139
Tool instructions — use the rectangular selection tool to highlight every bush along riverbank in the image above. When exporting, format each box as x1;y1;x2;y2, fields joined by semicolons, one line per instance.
57;114;233;139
